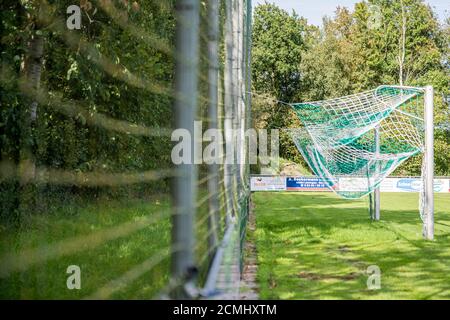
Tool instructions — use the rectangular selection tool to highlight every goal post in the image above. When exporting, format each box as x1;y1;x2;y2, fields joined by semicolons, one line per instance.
373;125;381;221
370;125;380;221
424;85;434;240
289;84;435;240
371;86;434;238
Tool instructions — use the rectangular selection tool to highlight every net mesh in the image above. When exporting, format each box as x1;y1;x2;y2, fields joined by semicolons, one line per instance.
290;85;425;201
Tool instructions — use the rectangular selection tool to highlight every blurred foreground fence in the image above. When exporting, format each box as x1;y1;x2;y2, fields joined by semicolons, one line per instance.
0;0;251;299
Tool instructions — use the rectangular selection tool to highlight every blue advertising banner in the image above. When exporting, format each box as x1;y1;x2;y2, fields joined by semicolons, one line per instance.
396;178;422;192
286;177;335;191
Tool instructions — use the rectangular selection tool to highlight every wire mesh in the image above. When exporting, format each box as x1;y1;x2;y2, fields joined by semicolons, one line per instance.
0;0;251;299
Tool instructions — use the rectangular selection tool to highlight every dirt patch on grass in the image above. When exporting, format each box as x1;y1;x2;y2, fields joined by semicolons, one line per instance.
298;271;361;281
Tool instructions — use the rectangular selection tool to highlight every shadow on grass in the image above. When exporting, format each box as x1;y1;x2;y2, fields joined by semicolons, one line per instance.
253;192;450;300
0;196;172;299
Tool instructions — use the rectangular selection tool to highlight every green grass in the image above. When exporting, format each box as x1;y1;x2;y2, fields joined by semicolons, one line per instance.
0;196;171;299
252;192;450;299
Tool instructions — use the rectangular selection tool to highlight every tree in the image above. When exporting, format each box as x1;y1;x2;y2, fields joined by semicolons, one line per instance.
253;0;449;175
0;0;177;222
252;3;307;102
252;3;310;162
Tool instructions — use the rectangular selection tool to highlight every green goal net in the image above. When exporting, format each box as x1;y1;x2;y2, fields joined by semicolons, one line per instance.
290;86;425;200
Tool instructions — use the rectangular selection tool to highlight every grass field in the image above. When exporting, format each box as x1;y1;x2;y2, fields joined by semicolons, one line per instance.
252;192;450;299
0;196;171;299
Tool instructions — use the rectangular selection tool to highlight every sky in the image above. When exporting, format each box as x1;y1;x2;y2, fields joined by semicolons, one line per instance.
253;0;449;26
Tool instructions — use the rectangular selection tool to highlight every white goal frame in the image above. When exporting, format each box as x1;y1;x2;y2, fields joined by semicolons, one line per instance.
372;85;434;240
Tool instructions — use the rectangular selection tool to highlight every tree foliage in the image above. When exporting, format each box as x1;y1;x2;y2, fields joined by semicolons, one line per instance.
251;0;450;175
1;0;176;222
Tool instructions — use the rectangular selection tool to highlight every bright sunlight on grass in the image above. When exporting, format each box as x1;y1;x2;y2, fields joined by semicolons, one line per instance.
252;192;450;299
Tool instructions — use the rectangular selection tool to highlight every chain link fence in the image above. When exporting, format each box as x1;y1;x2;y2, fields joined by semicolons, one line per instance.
0;0;252;299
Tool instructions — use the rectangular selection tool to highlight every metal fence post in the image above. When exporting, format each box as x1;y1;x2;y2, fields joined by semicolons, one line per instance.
171;0;200;298
207;0;220;259
232;0;241;200
245;0;252;185
238;0;246;190
224;0;236;223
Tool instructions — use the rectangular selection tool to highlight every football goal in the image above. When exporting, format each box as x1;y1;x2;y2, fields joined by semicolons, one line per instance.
290;85;434;240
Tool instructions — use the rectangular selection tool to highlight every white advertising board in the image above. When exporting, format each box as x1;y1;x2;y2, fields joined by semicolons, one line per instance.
250;176;286;191
383;178;450;193
338;177;370;192
250;176;450;193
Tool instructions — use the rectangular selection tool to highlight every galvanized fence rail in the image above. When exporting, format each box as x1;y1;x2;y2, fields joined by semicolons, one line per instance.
170;0;252;299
